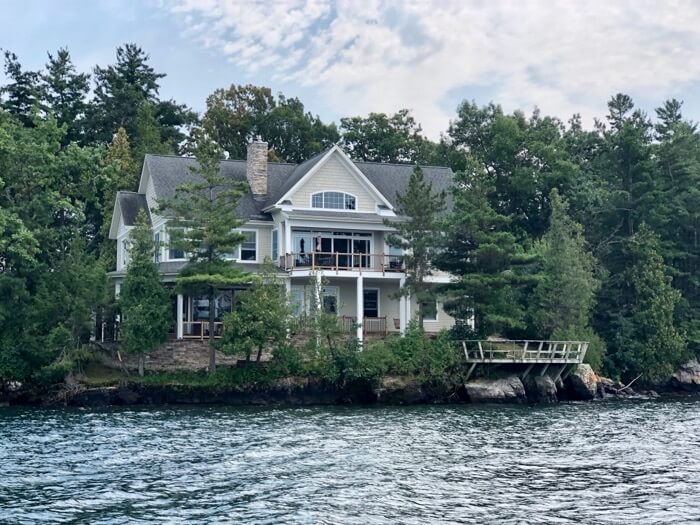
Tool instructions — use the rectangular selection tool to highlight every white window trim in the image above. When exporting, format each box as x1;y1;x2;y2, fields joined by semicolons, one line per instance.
310;191;358;211
223;228;259;264
322;285;340;315
290;284;340;315
422;300;439;322
165;228;187;262
271;228;279;263
363;287;380;318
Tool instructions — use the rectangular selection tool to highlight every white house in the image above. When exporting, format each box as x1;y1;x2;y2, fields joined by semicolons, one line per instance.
108;141;456;343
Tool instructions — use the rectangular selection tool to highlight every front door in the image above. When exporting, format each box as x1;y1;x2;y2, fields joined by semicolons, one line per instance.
363;289;379;318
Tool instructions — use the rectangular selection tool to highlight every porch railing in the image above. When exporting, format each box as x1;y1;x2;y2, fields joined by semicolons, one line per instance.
183;321;224;339
461;340;588;364
341;315;388;336
279;252;404;274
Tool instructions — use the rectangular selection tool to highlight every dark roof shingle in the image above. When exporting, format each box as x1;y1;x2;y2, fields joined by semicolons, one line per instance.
141;150;454;219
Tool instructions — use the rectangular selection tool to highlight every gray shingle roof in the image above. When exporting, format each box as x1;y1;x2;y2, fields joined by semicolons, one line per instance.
140;149;454;220
117;191;150;226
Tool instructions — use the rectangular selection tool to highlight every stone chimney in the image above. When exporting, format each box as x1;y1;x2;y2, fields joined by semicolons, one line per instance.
246;138;268;198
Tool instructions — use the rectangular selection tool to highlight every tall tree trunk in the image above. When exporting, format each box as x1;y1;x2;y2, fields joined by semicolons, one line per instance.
208;288;216;374
138;353;145;377
255;345;263;363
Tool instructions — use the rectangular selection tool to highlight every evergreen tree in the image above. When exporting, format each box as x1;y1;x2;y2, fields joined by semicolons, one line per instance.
86;44;194;149
602;225;687;382
436;160;532;337
0;51;42;125
651;100;700;353
527;189;605;368
41;48;90;145
119;211;171;376
220;262;290;363
132;102;171;160
98;127;139;266
385;165;446;325
529;189;600;334
159;129;249;373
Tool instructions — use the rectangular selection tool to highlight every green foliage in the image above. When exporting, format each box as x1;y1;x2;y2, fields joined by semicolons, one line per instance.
528;189;602;342
385;165;446;325
201;84;338;162
159;129;249;372
602;226;688;381
220;262;290;362
437;162;533;337
119;212;171;372
41;48;90;145
340;109;436;164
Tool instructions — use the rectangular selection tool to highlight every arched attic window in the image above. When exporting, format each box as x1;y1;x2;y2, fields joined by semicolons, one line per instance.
311;191;357;210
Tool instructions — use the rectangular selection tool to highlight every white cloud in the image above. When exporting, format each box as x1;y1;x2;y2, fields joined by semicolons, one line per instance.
165;0;700;138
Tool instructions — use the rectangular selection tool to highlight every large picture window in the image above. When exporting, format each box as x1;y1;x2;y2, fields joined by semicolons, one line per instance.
311;191;356;210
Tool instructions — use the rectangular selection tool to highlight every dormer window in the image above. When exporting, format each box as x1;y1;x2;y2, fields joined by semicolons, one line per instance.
311;191;356;210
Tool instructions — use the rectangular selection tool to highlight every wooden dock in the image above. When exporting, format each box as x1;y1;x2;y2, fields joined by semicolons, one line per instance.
460;340;588;381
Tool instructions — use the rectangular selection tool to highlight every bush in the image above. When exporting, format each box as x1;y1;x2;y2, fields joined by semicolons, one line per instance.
269;344;303;377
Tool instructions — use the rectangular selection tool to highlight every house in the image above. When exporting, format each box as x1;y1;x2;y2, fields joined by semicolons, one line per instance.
108;140;456;343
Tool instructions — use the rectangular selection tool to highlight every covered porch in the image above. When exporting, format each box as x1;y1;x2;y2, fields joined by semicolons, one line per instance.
287;273;409;342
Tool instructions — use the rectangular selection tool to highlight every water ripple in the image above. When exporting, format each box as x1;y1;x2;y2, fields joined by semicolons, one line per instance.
1;400;699;524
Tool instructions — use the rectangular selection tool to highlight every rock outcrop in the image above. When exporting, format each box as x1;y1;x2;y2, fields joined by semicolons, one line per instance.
668;359;700;392
564;364;598;400
373;376;426;404
464;376;527;404
523;375;558;403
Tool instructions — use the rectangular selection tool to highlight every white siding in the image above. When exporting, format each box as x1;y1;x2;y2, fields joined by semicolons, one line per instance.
411;296;455;333
290;154;379;212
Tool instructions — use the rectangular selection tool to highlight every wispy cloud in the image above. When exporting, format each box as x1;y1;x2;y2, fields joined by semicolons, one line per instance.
165;0;700;137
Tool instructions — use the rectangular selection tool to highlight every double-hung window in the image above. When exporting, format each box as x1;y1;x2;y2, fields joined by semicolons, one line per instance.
239;231;257;261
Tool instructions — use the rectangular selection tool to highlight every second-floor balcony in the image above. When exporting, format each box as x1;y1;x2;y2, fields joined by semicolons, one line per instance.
278;252;404;274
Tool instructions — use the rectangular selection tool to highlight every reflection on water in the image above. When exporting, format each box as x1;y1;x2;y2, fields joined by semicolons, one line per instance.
1;400;699;524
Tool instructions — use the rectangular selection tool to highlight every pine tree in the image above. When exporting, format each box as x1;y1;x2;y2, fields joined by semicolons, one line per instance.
41;48;90;145
385;165;446;325
528;189;605;368
603;225;687;382
436;161;532;337
529;189;600;334
119;211;171;376
98;127;139;266
159;129;249;373
0;51;42;125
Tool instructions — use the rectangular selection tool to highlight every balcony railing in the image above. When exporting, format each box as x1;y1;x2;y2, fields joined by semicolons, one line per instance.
279;252;404;274
341;315;388;336
183;321;224;339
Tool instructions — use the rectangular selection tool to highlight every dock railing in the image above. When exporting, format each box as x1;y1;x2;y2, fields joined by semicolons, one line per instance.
461;340;588;364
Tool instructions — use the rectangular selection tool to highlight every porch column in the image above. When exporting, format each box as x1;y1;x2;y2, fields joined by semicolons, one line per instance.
176;294;184;340
285;219;292;254
406;291;412;327
115;282;121;298
356;275;364;345
399;277;407;335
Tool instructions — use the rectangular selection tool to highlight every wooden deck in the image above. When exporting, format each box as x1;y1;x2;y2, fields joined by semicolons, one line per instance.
460;340;589;381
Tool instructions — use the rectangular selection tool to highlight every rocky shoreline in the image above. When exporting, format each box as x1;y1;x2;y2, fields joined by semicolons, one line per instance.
3;360;699;408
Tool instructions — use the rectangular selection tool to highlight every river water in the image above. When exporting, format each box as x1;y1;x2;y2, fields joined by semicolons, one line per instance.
1;400;699;524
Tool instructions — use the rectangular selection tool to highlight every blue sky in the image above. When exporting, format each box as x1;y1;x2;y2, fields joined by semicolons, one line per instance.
3;0;700;138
